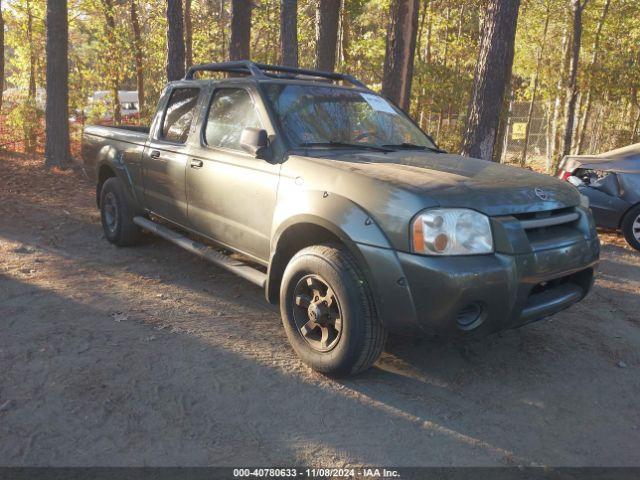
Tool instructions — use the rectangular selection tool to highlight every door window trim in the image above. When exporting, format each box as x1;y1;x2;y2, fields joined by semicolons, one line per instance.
199;86;266;156
155;86;201;146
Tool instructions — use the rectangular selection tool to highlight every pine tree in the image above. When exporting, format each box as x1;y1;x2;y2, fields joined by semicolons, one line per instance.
382;0;420;111
44;0;70;169
461;0;521;161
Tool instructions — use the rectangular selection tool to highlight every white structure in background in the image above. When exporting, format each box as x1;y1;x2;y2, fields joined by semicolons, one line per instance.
2;87;47;110
88;90;140;120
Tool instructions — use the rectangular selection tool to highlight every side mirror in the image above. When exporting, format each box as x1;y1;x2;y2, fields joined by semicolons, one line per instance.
240;127;270;159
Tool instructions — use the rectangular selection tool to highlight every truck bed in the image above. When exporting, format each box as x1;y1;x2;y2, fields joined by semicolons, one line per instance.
81;124;150;181
83;124;150;142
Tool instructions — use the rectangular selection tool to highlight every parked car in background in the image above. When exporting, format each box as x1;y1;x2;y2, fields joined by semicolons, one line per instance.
86;90;140;124
558;143;640;250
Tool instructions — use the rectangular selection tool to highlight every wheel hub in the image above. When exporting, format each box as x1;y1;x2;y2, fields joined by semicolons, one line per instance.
292;275;343;352
307;302;328;323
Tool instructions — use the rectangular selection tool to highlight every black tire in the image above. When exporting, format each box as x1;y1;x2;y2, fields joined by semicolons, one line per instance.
100;177;142;247
621;204;640;251
279;243;386;375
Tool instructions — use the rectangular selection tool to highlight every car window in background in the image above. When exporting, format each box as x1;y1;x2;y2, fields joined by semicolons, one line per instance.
263;83;435;150
161;88;200;144
205;88;263;151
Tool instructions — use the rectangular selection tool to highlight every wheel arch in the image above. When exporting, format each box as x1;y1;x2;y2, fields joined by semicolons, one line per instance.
96;163;117;207
265;215;380;305
619;201;640;229
95;143;140;210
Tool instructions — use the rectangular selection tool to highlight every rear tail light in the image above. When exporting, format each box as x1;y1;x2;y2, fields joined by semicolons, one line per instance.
559;170;572;181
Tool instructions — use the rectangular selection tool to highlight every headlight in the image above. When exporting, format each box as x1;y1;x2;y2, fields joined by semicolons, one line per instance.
412;208;493;255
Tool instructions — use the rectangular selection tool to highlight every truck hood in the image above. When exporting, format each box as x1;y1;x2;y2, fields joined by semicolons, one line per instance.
319;150;581;216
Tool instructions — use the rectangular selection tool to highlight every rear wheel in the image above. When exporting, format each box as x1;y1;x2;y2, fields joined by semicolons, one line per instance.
280;244;386;376
100;177;142;247
621;204;640;251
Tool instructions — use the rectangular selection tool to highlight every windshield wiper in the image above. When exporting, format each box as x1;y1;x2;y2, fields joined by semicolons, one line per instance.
381;142;446;153
299;141;393;153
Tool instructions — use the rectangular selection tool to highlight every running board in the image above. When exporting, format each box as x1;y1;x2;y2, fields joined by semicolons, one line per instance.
133;216;266;288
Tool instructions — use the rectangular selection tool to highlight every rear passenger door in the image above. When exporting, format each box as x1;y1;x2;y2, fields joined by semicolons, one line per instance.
187;87;280;262
143;86;201;227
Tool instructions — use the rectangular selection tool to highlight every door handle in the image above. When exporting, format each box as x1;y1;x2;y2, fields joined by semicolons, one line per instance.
190;159;204;169
149;150;161;159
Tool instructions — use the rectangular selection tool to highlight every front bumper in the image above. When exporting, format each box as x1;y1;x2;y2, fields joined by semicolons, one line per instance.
358;206;600;336
396;237;599;336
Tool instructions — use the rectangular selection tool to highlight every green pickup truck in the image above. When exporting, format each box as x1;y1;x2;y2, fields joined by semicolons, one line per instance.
82;61;600;375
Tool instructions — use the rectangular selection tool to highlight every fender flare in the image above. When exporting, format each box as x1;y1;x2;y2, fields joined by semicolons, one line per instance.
266;190;419;331
95;146;141;209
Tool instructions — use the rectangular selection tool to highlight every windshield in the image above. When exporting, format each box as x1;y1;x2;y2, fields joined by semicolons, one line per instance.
263;83;436;150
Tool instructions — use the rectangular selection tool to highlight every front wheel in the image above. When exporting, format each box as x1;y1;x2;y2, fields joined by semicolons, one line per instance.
279;244;386;376
621;204;640;251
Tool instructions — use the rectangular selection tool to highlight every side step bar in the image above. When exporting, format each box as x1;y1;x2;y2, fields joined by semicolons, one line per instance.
133;216;267;288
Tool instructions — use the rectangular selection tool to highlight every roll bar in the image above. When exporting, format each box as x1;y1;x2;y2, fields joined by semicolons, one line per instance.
183;60;368;89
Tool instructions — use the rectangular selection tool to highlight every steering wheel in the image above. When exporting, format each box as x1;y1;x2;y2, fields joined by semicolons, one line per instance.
353;131;384;143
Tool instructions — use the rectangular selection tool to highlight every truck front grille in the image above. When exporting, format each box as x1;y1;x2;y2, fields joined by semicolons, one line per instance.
512;207;582;250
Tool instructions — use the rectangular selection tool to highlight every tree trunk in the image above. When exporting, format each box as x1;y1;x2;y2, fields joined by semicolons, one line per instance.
548;10;570;172
441;6;450;67
492;30;516;164
184;0;193;68
382;0;420;111
130;0;145;116
280;0;298;66
230;0;251;60
45;0;70;168
520;2;550;166
576;0;610;154
571;91;582;153
166;0;185;80
315;0;340;72
416;0;429;61
461;0;521;161
26;1;36;100
217;0;227;61
102;0;121;125
26;0;37;152
493;78;513;163
423;1;432;64
558;0;588;172
0;0;4;114
339;0;350;66
632;108;640;144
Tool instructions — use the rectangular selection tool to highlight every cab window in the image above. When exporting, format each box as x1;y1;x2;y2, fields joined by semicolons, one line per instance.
161;88;200;144
205;88;263;151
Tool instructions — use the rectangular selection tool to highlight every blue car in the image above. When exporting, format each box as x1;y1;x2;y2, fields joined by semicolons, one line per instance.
558;143;640;250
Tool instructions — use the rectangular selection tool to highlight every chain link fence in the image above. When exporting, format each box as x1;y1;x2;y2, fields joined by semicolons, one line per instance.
499;102;549;165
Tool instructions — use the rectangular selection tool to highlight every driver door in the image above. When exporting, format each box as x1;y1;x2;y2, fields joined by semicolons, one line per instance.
186;87;280;262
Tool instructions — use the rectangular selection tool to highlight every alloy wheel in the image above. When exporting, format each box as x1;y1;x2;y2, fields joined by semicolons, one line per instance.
292;274;343;352
103;191;119;234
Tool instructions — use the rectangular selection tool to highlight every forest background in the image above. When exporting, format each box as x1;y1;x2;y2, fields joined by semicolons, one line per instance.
1;0;638;172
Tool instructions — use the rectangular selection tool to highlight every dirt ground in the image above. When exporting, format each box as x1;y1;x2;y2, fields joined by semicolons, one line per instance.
1;152;639;467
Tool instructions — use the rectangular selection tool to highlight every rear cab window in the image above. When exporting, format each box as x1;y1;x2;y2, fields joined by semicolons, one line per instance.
160;87;200;144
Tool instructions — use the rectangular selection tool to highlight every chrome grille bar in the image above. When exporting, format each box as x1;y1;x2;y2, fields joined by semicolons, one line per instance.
519;212;580;230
